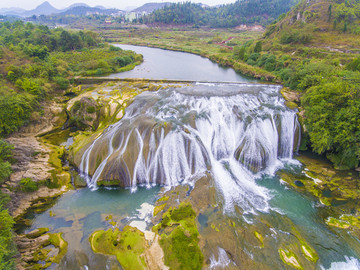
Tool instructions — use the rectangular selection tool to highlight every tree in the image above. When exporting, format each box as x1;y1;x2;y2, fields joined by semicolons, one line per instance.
254;41;262;53
234;46;246;60
328;4;332;22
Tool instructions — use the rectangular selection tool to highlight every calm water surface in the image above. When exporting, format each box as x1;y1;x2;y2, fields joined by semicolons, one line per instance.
109;44;255;82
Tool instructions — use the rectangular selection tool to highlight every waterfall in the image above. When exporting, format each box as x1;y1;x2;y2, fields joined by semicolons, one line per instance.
79;83;300;213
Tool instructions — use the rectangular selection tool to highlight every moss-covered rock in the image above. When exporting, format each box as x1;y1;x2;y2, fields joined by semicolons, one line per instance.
67;97;100;130
254;231;264;248
25;227;49;239
326;216;351;229
153;203;167;217
279;248;303;269
300;244;318;263
22;232;68;269
48;232;68;264
89;226;147;270
154;202;204;270
278;153;360;211
72;173;87;188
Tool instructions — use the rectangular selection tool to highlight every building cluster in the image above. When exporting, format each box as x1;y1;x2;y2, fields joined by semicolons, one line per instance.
124;11;148;22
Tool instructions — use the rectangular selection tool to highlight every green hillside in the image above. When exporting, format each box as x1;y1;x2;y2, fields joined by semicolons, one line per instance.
144;0;299;27
264;0;360;50
257;0;360;169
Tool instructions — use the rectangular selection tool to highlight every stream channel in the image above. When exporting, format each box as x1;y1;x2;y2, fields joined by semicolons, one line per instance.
21;45;360;269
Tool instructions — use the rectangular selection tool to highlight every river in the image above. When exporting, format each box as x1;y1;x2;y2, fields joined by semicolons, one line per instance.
109;44;255;82
23;45;360;270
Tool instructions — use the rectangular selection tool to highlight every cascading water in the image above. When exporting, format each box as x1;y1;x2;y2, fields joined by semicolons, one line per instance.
79;83;300;213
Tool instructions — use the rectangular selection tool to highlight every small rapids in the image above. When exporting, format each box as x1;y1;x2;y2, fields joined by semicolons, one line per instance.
79;83;300;213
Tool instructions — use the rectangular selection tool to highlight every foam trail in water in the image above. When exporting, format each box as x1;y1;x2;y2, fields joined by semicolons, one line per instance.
209;247;233;269
321;256;360;270
79;84;300;213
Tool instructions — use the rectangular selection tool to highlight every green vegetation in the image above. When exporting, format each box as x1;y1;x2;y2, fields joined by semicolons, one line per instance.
89;226;147;270
259;0;360;169
48;233;68;264
153;202;203;270
19;177;39;192
0;21;141;137
145;0;298;27
0;140;13;184
0;202;16;269
0;140;16;269
30;232;68;269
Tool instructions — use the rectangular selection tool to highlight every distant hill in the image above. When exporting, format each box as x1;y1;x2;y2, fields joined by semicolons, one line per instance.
22;1;59;16
132;2;171;13
94;5;107;10
0;7;25;16
65;3;90;9
59;6;119;16
124;6;137;12
0;1;120;17
146;0;299;27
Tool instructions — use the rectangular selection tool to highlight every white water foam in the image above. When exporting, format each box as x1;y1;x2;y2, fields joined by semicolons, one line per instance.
129;202;154;232
322;256;360;270
209;247;234;269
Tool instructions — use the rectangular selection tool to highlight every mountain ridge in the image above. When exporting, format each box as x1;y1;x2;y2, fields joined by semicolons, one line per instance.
0;1;120;17
132;2;171;13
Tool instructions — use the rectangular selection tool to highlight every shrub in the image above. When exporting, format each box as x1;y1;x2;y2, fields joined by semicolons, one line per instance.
346;56;360;71
280;29;312;44
0;140;14;161
55;77;70;90
16;78;45;100
0;93;38;136
19;177;38;192
0;162;12;184
109;45;121;51
246;59;256;66
233;46;246;60
0;205;16;269
302;80;360;169
86;106;96;113
248;52;260;62
254;41;262;53
157;203;203;270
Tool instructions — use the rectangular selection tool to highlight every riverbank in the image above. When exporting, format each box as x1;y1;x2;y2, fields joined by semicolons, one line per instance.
104;29;277;82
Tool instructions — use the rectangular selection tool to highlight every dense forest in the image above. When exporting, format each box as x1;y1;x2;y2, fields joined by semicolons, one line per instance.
143;0;298;27
0;21;141;267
